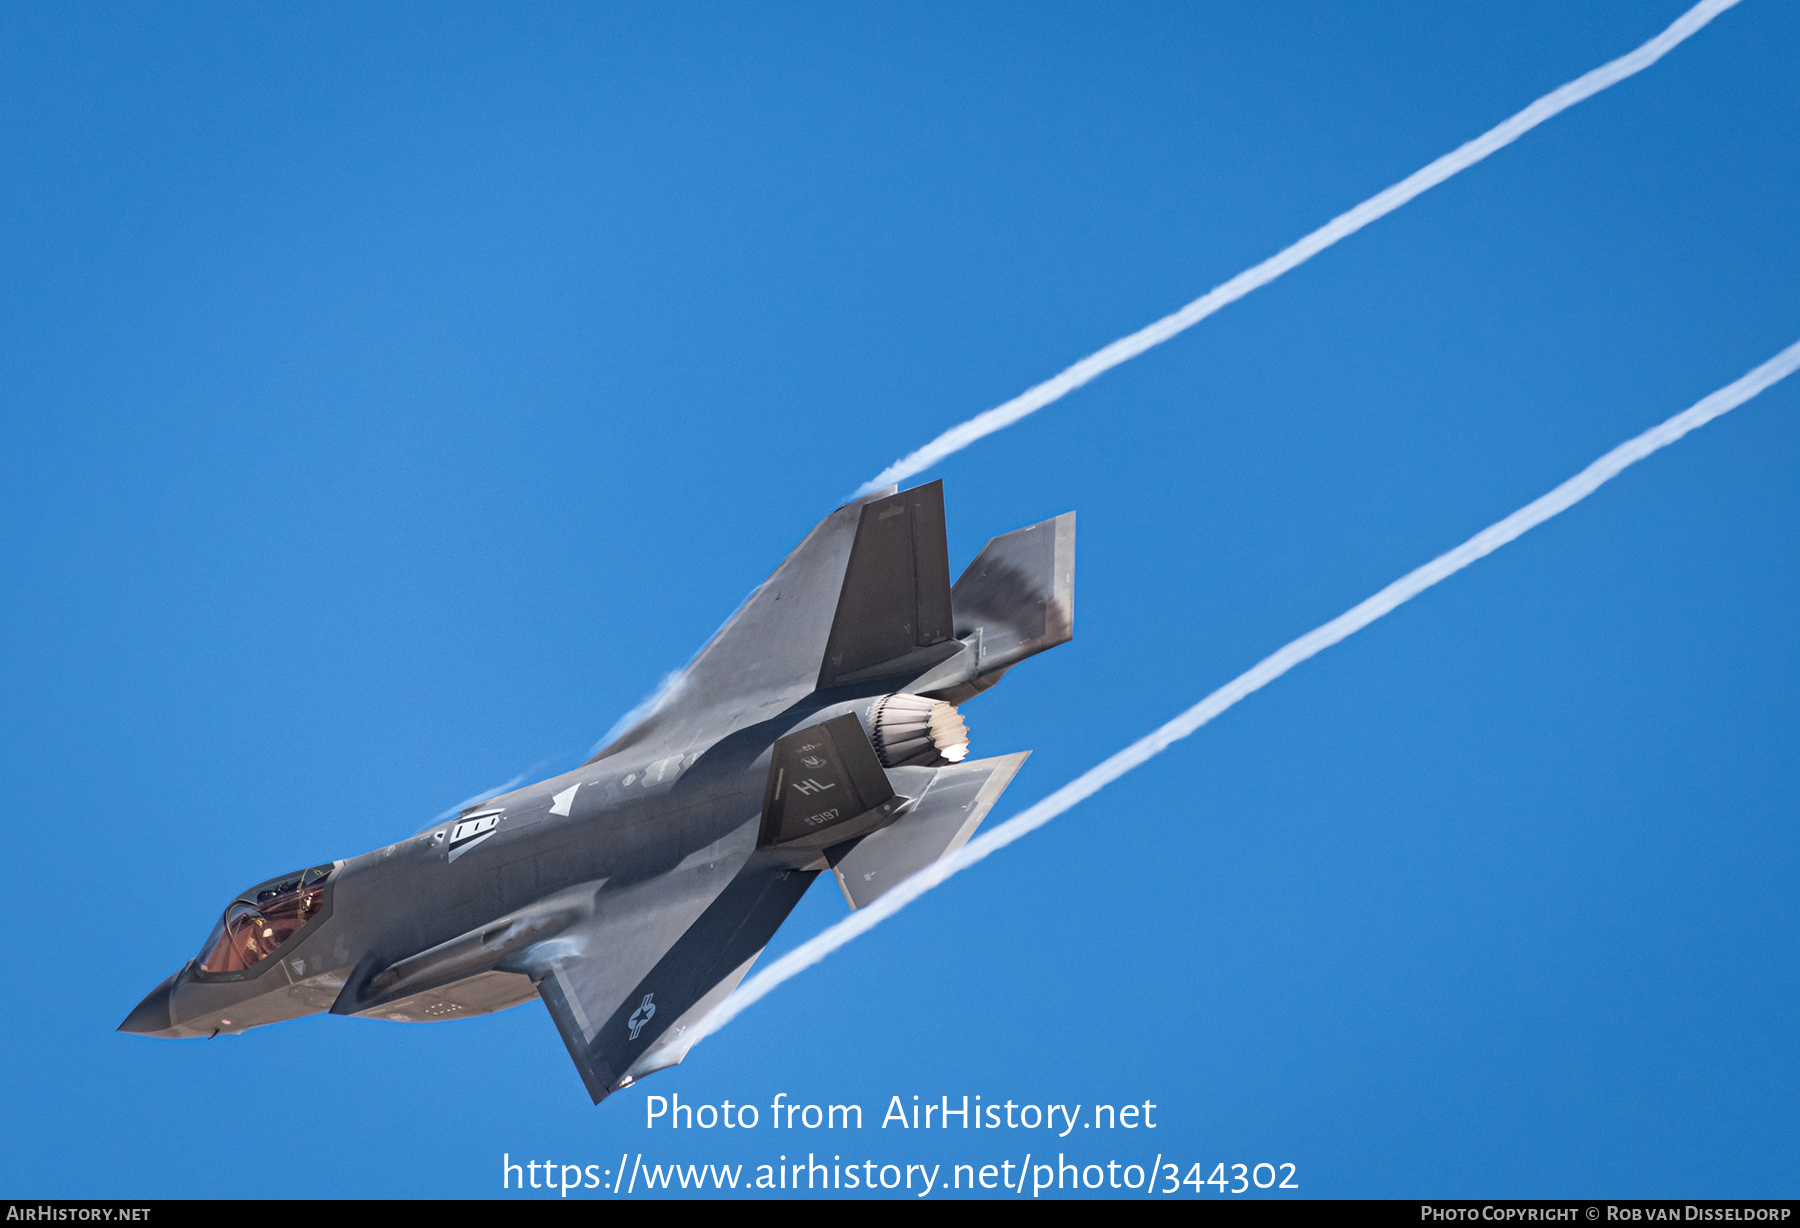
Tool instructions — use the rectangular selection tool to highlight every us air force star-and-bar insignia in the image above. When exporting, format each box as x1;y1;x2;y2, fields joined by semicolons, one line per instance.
627;993;656;1039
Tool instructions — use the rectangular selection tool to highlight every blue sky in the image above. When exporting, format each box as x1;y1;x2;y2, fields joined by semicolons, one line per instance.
2;0;1795;1199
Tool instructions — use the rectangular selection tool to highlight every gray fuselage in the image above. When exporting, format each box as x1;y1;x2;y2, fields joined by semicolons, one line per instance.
122;689;883;1039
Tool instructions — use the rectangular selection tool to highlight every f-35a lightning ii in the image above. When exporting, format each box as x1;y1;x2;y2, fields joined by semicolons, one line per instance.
120;481;1073;1103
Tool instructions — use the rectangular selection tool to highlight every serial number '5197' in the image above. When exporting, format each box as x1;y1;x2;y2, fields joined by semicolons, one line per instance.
802;808;840;827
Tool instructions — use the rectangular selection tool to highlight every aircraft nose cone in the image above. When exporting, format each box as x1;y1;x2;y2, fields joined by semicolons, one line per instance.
118;970;180;1036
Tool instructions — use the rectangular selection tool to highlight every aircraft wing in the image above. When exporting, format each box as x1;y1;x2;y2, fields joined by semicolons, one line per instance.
830;752;1030;909
530;851;817;1103
590;481;959;761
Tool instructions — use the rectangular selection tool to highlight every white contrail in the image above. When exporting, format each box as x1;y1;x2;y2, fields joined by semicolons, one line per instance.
698;335;1800;1043
854;0;1743;498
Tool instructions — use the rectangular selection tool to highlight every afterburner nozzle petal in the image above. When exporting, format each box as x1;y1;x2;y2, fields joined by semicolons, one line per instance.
872;693;971;768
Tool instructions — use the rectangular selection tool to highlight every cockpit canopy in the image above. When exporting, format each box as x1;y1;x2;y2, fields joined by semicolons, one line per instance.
197;865;334;974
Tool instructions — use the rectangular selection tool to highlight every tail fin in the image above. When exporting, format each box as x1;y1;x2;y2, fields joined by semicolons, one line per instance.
816;481;958;688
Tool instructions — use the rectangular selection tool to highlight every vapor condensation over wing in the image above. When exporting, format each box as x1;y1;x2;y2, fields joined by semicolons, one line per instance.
703;335;1800;1042
853;0;1743;497
428;774;526;824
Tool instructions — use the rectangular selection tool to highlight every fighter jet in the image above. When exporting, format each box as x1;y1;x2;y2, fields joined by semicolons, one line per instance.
120;481;1074;1102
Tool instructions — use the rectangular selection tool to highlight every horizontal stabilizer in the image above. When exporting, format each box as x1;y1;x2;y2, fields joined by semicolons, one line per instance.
831;752;1029;909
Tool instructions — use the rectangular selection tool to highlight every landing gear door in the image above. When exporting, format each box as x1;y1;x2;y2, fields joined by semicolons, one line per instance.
757;714;898;850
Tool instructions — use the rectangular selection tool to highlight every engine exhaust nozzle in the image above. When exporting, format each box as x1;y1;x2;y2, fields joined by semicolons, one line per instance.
871;693;970;768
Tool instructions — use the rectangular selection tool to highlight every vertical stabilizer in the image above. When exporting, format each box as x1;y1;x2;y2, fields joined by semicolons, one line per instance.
817;481;958;688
